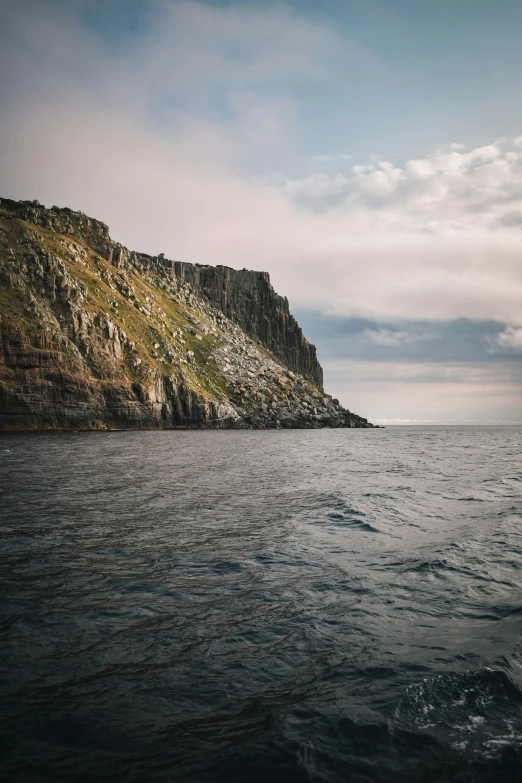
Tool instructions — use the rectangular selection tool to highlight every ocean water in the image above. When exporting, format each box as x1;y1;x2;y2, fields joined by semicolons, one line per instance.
1;426;521;783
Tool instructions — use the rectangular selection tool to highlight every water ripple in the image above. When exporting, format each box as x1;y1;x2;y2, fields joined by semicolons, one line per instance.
1;425;521;782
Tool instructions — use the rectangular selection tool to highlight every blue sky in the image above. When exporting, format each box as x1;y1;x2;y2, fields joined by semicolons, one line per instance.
1;0;521;422
82;0;522;165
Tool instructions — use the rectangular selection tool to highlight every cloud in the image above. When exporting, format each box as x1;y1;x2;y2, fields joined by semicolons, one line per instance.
487;325;522;353
282;139;522;229
0;0;521;333
362;328;438;347
143;0;346;105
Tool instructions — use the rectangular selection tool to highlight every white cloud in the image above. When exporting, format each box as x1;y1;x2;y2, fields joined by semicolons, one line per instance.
405;158;434;179
487;326;522;353
362;329;438;347
286;138;521;218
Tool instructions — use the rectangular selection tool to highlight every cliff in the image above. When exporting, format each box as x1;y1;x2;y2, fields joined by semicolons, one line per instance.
0;198;322;387
0;198;373;430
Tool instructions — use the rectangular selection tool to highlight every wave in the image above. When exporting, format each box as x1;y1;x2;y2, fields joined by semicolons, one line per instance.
394;667;522;757
325;513;382;534
297;494;385;534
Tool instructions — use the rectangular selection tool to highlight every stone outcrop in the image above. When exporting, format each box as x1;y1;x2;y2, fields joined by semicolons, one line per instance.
0;198;374;430
0;198;112;257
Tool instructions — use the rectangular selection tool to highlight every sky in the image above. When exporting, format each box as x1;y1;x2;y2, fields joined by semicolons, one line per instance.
1;0;521;424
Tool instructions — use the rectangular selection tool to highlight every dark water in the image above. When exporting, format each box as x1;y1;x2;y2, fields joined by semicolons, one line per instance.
1;427;522;783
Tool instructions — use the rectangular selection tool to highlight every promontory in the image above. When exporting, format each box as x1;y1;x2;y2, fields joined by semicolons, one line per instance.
0;198;373;430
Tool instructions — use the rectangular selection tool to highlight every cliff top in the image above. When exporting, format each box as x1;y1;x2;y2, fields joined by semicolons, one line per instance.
0;197;269;279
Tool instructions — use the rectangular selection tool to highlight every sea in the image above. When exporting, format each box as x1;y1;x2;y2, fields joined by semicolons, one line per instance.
1;426;521;782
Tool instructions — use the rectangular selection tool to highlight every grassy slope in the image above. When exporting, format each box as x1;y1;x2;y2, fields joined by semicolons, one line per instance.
0;214;233;402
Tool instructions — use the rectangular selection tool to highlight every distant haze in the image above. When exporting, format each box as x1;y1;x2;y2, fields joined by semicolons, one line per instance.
1;0;521;423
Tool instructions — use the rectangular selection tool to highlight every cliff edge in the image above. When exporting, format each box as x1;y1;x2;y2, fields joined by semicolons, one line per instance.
0;198;373;430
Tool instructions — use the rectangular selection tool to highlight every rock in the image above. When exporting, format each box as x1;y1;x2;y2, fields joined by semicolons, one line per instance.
0;197;375;431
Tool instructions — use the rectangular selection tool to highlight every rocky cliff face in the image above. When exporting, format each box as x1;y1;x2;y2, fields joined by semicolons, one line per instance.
168;262;323;387
0;199;323;386
0;198;373;430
